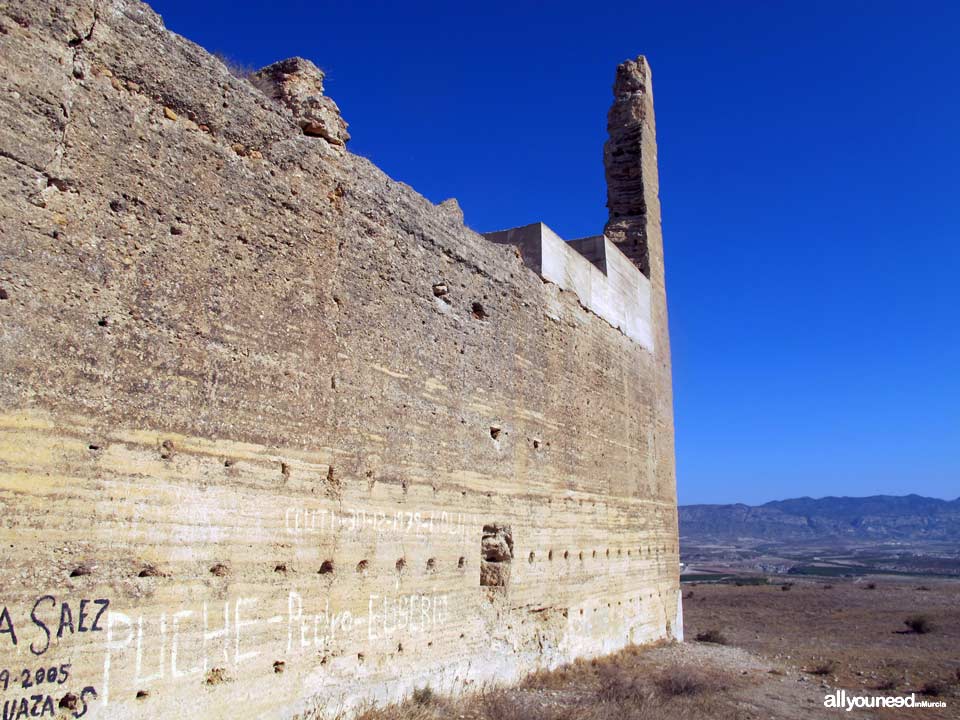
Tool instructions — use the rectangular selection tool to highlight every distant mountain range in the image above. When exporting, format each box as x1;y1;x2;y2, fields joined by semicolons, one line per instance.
679;494;960;543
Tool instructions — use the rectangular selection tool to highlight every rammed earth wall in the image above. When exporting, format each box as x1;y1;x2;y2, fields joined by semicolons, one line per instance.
0;2;679;717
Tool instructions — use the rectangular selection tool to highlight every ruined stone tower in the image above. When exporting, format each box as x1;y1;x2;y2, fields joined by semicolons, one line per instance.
605;57;663;282
0;1;679;715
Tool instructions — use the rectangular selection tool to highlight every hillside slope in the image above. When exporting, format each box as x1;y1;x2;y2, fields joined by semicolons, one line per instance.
680;494;960;542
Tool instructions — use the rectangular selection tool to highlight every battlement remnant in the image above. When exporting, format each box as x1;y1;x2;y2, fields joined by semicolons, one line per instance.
484;223;654;349
483;55;667;350
251;57;350;146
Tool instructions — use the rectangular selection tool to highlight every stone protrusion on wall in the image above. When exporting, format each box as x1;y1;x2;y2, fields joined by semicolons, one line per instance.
250;57;350;146
480;524;514;587
604;56;657;279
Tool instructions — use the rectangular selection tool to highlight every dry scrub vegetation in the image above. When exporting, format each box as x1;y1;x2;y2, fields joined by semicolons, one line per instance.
693;628;728;644
904;614;933;634
356;646;741;720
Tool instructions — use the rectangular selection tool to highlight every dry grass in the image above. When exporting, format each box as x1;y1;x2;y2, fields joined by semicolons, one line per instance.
693;628;728;645
654;667;728;696
806;659;838;676
595;661;653;704
917;671;960;698
904;614;933;634
919;679;947;697
212;51;256;80
875;675;898;691
356;647;741;720
411;687;435;705
518;656;594;691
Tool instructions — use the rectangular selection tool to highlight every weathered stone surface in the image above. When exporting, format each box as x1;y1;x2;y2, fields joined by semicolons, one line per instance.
438;197;464;224
0;3;679;718
481;524;514;562
479;561;511;588
251;57;350;146
604;56;655;278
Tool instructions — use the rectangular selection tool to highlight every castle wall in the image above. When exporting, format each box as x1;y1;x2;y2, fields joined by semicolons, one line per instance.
484;224;654;350
0;2;679;718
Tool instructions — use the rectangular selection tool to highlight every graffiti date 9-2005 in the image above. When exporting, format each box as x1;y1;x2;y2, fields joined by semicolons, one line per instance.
0;665;71;691
0;597;109;655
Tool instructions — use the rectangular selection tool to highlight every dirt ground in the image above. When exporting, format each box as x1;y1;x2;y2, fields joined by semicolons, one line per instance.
683;576;960;719
355;576;958;720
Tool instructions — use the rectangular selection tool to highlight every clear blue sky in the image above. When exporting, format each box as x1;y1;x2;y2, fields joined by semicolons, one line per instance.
152;0;959;505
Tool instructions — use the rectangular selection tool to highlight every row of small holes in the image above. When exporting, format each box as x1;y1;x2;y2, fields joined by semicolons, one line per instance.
314;548;667;577
312;557;470;577
322;548;671;575
314;550;663;576
531;548;667;564
70;546;671;580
